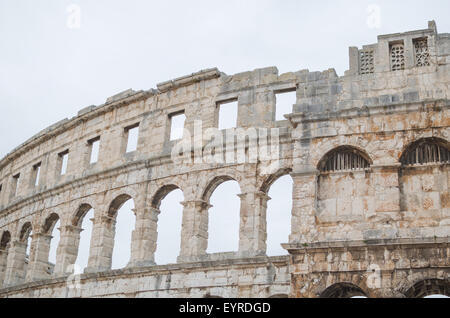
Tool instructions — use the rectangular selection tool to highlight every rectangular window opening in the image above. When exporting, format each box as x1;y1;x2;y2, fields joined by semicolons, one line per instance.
125;124;139;153
413;37;430;67
390;41;405;71
359;49;375;75
88;137;100;164
275;90;296;121
218;100;238;130
12;173;20;197
33;163;41;187
170;112;186;141
58;150;69;176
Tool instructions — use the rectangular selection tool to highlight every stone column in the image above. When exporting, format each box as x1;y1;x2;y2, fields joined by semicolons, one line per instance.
25;233;52;282
289;169;319;244
178;200;210;263
0;244;10;287
53;225;83;276
3;241;27;287
347;46;360;76
128;207;159;267
238;191;271;257
369;164;402;237
84;215;116;273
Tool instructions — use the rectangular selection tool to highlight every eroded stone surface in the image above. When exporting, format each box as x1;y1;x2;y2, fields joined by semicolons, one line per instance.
0;21;448;298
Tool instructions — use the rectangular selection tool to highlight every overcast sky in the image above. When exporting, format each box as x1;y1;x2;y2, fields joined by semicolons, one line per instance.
2;2;450;293
1;0;450;158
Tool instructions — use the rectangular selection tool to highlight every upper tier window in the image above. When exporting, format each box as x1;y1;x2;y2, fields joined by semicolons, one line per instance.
390;42;405;71
414;38;430;67
125;124;139;153
170;112;186;141
275;90;296;121
319;147;370;173
88;137;100;164
401;139;450;166
218;100;238;130
359;49;375;74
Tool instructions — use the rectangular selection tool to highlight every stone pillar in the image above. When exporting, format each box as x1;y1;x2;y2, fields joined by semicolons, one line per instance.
53;225;83;276
238;191;271;257
128;207;159;267
25;233;52;282
3;241;27;287
84;215;116;273
178;200;210;263
369;164;402;237
0;244;10;287
289;169;319;244
347;46;360;76
404;39;415;69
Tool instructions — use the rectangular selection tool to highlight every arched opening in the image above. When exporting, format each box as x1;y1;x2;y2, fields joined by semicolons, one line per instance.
0;231;11;286
108;194;136;270
203;177;241;254
153;185;184;265
19;222;32;281
151;185;180;210
269;294;289;298
0;231;10;251
404;279;450;298
0;231;11;248
204;294;223;298
265;174;292;256
318;146;371;173
43;213;60;235
73;204;94;272
399;138;450;214
42;213;60;275
317;146;373;219
400;138;450;166
320;283;368;298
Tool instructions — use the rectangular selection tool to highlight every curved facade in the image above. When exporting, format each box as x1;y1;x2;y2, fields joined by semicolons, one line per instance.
0;21;449;298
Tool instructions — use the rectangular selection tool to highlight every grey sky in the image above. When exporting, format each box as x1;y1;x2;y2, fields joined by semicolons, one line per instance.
2;1;450;289
1;0;450;158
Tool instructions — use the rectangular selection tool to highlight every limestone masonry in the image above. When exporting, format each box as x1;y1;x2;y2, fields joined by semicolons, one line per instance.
0;21;449;298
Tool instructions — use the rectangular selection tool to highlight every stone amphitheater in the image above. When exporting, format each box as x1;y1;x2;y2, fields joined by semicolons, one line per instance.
0;21;449;298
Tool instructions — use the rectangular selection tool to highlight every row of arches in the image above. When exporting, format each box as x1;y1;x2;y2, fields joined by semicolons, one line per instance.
0;171;293;287
0;136;448;287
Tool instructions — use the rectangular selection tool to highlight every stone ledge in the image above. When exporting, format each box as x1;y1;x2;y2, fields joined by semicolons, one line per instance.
157;68;221;93
0;66;222;170
377;24;435;40
0;255;289;295
106;89;139;104
0;155;170;217
282;237;450;253
288;99;450;125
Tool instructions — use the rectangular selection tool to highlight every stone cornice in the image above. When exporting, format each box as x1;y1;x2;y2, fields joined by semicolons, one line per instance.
0;69;224;172
0;154;172;219
286;99;450;127
290;168;320;177
156;68;221;92
0;255;289;296
282;237;450;253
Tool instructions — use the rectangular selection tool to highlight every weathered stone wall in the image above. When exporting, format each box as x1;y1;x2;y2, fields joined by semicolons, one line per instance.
0;257;290;298
285;239;448;298
0;21;448;298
